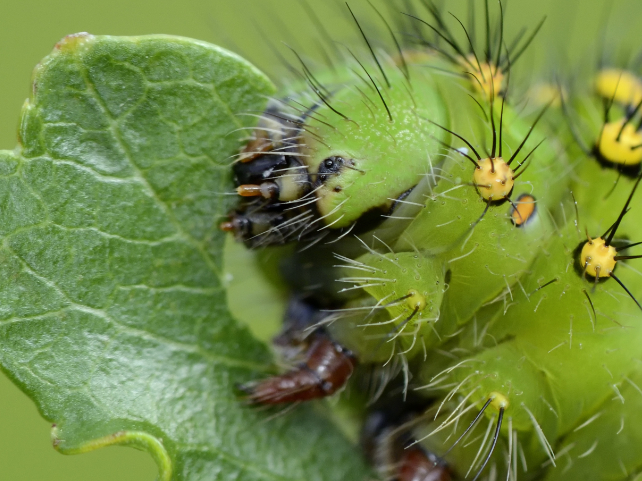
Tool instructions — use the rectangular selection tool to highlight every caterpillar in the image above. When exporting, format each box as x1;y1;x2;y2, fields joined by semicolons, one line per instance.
221;1;642;480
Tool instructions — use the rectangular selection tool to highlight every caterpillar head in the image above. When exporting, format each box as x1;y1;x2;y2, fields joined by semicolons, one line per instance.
223;63;450;244
299;67;448;229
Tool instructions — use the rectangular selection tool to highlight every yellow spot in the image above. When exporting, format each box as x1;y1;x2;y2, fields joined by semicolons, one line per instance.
462;56;504;98
490;392;509;410
581;237;617;278
405;289;426;311
529;83;563;108
473;157;515;201
595;69;642;106
597;120;642;166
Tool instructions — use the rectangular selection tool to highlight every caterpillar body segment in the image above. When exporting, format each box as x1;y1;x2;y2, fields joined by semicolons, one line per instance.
395;87;565;251
403;0;544;100
412;374;551;481
541;367;642;481
390;95;566;327
427;214;642;478
334;251;447;359
225;58;453;246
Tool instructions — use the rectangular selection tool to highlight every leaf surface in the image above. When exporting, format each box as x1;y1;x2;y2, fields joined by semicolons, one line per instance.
0;33;368;481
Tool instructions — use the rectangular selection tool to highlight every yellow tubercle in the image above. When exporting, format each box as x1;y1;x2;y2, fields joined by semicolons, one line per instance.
473;157;515;201
463;56;504;98
595;69;642;106
581;237;617;278
405;289;427;311
528;83;564;108
490;392;509;410
597;120;642;166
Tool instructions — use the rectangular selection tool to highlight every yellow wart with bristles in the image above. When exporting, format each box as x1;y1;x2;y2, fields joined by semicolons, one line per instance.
580;236;617;278
462;57;505;99
595;68;642;106
472;157;514;201
597;120;642;166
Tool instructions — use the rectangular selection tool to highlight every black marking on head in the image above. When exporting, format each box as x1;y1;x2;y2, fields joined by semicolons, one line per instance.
317;156;347;183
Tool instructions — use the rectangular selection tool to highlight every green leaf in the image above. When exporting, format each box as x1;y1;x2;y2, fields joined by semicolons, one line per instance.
0;33;369;480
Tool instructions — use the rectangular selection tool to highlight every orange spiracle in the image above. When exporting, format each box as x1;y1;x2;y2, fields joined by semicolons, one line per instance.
511;194;536;226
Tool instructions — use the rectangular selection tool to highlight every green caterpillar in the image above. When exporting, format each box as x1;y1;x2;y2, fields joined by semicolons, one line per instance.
223;1;642;479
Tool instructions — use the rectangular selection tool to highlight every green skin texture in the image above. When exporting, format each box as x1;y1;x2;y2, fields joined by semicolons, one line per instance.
335;72;568;362
223;23;642;479
541;368;642;481
395;84;566;328
338;251;446;358
306;60;642;478
299;66;449;228
420;157;642;477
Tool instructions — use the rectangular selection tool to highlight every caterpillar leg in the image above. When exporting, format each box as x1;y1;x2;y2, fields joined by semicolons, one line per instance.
239;297;356;404
362;395;452;481
240;332;356;404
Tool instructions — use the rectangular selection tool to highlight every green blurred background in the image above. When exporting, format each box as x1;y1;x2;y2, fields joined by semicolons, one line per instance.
0;0;640;479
